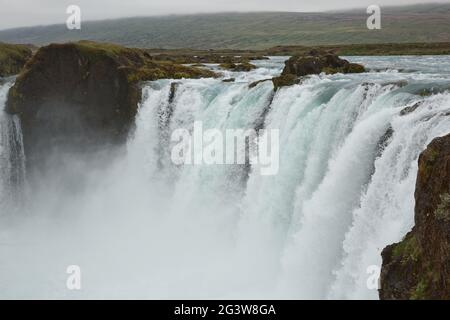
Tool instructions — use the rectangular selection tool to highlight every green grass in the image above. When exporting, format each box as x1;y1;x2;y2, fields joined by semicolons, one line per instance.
0;43;30;60
0;42;32;76
392;234;421;264
0;4;449;50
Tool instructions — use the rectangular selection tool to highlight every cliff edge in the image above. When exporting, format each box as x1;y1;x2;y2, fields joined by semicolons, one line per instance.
0;42;32;77
5;41;216;175
380;134;450;299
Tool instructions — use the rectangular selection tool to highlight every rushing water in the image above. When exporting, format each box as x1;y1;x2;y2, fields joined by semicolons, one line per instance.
0;80;25;214
0;56;450;299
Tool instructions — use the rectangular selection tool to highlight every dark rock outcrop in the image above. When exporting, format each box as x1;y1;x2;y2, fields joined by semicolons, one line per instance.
270;50;365;89
219;62;256;72
248;78;271;89
380;134;450;300
0;43;33;77
272;74;301;90
282;50;365;77
6;41;216;176
400;101;422;116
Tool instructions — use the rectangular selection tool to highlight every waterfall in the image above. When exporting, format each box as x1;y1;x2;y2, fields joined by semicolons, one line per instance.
0;80;25;212
124;63;450;299
0;56;449;299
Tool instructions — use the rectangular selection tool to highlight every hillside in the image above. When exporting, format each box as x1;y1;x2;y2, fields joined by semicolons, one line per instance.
0;3;449;49
0;43;32;77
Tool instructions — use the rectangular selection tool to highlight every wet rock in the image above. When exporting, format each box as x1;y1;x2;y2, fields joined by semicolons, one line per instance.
248;78;271;88
282;50;365;77
169;82;180;104
272;50;365;89
400;101;422;116
6;41;216;175
380;134;450;299
382;80;409;88
376;126;394;158
219;62;256;72
271;74;301;90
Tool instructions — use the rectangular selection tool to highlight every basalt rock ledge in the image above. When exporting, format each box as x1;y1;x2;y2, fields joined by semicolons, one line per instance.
6;41;216;175
380;134;450;300
272;50;365;89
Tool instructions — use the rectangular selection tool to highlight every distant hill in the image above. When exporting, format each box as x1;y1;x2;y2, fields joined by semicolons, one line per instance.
0;3;449;49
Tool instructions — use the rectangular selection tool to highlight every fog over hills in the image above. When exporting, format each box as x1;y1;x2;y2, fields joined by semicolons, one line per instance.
0;3;449;49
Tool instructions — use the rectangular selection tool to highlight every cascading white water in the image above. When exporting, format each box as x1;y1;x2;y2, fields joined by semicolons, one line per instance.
0;80;25;212
0;56;449;299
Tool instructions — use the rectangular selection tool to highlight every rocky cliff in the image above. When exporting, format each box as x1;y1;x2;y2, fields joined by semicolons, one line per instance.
380;134;450;299
5;41;216;176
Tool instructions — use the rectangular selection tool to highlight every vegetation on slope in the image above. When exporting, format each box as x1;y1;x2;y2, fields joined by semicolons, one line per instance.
0;4;449;50
0;42;32;77
265;42;450;56
380;135;450;300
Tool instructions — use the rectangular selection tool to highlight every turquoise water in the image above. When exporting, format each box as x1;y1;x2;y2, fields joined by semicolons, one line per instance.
0;56;450;299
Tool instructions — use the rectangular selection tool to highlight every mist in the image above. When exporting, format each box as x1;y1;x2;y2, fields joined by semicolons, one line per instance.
2;56;450;299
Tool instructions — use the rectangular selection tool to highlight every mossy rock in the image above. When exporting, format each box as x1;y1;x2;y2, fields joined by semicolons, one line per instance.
282;50;365;77
248;78;271;88
345;63;366;73
6;41;217;174
391;234;421;264
435;193;450;222
219;62;256;72
0;42;33;77
271;74;301;90
380;134;450;300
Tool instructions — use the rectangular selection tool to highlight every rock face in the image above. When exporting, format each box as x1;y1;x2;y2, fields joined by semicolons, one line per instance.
219;62;256;72
380;134;450;300
271;50;364;89
282;50;365;77
6;41;216;175
271;74;301;90
0;43;33;77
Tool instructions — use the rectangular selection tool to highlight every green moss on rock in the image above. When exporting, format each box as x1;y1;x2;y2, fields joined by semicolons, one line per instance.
346;63;366;73
380;134;450;300
411;280;428;300
6;41;217;174
270;49;365;90
435;193;450;222
0;42;33;77
282;50;365;77
271;74;300;90
391;234;421;264
219;62;256;72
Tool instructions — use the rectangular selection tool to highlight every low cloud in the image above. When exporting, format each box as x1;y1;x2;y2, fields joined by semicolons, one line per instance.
0;0;447;29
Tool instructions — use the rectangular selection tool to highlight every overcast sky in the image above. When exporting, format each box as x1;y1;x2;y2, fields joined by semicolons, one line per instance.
0;0;448;30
